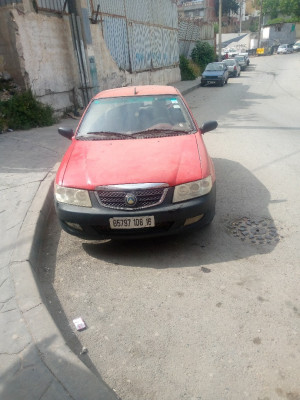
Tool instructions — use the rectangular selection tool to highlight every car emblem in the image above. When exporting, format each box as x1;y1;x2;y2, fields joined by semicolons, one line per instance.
125;193;137;207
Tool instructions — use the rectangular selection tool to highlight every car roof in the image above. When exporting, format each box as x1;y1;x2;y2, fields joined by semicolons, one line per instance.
94;85;180;99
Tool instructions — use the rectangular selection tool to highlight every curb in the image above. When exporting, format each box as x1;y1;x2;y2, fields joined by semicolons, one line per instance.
11;170;119;400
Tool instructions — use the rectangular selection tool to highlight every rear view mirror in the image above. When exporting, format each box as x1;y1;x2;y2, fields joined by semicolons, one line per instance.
58;127;74;140
201;120;218;134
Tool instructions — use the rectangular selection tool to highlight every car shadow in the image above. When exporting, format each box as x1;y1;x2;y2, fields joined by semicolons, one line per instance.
38;215;102;378
81;157;280;269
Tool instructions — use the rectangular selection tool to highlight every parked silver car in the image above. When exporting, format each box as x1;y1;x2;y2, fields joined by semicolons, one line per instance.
238;52;250;66
277;44;294;54
234;55;247;71
222;58;241;77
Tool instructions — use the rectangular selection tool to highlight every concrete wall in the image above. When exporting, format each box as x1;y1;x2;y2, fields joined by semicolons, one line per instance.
262;23;296;47
178;18;215;57
0;1;180;113
0;9;24;87
296;23;300;40
11;11;81;111
89;24;180;91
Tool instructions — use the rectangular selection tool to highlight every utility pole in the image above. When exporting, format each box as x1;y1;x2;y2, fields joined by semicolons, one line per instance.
218;0;222;61
239;0;242;36
257;0;264;48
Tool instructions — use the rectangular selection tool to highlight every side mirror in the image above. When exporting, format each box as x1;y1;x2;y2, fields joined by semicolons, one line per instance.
201;120;218;134
58;127;74;140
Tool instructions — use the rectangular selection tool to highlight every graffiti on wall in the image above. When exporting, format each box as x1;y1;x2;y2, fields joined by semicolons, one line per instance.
90;0;179;72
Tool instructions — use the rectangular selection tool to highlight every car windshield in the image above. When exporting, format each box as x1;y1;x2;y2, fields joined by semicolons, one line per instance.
205;63;224;71
76;95;196;140
223;60;235;66
235;56;245;61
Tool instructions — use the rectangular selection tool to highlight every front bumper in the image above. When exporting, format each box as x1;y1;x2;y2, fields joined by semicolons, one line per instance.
201;77;223;85
55;183;216;240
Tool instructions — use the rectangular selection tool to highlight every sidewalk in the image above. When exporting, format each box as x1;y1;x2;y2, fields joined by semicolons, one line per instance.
0;79;200;400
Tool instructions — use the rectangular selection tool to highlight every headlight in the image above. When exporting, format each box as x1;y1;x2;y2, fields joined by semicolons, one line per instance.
55;184;92;207
173;176;212;203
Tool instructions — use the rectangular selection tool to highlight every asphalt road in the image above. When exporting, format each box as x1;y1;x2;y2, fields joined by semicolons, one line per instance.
39;54;300;400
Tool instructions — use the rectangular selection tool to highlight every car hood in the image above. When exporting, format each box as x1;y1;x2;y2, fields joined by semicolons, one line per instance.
57;134;204;189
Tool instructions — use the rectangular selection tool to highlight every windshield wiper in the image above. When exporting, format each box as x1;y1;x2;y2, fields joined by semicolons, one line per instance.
131;129;192;137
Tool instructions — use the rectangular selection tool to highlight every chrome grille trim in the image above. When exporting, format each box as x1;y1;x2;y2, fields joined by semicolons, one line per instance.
95;183;169;191
95;184;169;210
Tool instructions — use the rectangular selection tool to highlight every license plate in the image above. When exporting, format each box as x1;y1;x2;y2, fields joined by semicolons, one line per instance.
207;81;215;84
109;216;155;229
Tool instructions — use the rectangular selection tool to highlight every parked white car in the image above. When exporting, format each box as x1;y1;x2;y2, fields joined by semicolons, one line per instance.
293;40;300;52
277;44;294;54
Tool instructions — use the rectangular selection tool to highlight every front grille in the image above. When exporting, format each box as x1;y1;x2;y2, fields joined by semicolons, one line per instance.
95;187;168;210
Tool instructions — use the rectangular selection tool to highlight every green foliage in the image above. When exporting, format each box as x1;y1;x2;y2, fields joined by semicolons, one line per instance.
0;90;55;131
263;0;280;19
215;0;239;16
191;42;215;72
249;20;259;32
179;55;196;81
262;0;300;19
189;60;201;78
266;17;300;25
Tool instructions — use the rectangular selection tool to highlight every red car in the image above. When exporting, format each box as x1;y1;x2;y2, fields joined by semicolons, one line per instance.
55;85;217;239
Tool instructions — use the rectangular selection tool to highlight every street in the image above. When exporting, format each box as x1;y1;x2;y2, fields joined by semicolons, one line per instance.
39;54;300;400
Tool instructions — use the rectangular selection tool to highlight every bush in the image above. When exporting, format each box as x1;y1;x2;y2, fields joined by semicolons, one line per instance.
179;55;196;81
191;42;215;72
0;90;55;131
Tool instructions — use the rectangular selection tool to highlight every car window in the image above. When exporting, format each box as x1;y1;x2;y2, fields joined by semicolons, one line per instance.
224;60;235;66
76;95;197;139
206;63;224;71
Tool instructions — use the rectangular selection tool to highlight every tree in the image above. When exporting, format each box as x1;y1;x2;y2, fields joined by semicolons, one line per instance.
191;42;215;72
280;0;300;18
259;0;300;19
262;0;280;19
215;0;240;17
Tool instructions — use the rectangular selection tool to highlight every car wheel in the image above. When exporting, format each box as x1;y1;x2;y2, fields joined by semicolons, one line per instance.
200;82;205;87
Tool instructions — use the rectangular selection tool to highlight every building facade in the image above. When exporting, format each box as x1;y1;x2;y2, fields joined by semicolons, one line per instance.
177;0;216;22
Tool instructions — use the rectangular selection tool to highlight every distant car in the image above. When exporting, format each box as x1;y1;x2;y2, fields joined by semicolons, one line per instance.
222;58;241;77
277;44;294;54
293;40;300;52
201;62;229;87
238;52;250;65
235;55;247;71
227;48;239;58
54;85;218;240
